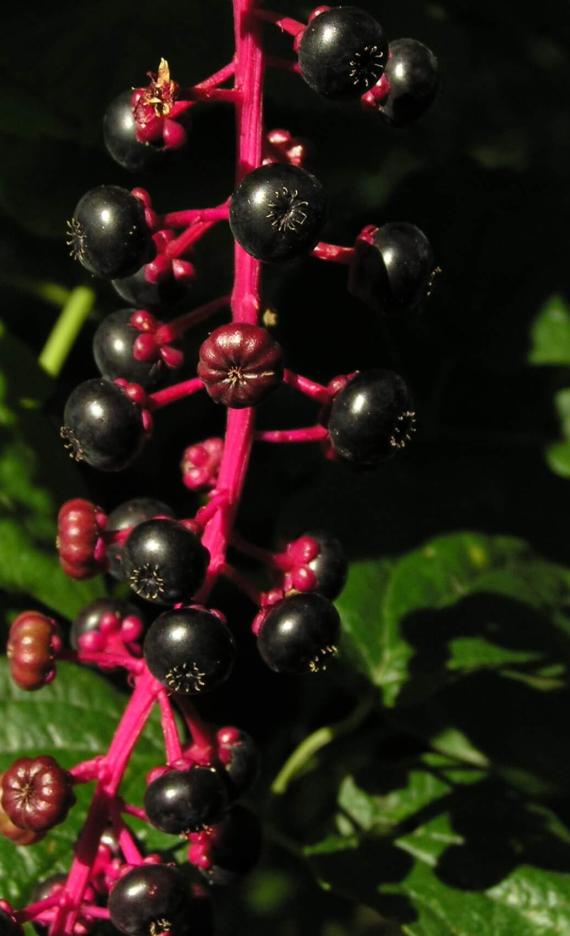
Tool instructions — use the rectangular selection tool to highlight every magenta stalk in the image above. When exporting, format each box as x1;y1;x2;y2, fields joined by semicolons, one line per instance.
148;377;205;410
255;425;329;443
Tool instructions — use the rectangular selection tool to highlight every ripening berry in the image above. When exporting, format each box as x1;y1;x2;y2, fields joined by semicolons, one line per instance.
67;185;152;279
1;756;74;833
257;593;341;675
198;323;283;408
298;7;388;99
230;164;327;262
144;607;236;694
7;611;60;691
56;498;107;579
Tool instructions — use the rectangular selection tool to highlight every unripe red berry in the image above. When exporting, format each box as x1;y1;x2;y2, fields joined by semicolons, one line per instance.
0;779;42;845
1;756;75;833
56;499;107;579
7;612;61;691
198;324;283;408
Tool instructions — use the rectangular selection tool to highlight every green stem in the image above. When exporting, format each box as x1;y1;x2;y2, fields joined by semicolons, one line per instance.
271;694;375;796
38;286;95;377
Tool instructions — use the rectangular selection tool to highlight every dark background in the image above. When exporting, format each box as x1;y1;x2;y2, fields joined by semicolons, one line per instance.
1;1;570;932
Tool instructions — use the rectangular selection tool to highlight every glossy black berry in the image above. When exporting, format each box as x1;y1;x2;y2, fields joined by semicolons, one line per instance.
298;7;388;100
379;39;439;126
0;910;22;936
94;309;164;388
103;91;163;172
67;185;152;279
145;767;229;834
112;266;188;309
123;519;209;605
144;607;235;694
70;597;138;649
230;164;326;263
200;806;262;886
108;864;190;936
328;369;416;466
107;497;175;580
306;530;348;600
349;223;434;313
60;378;146;471
258;593;340;675
217;728;260;799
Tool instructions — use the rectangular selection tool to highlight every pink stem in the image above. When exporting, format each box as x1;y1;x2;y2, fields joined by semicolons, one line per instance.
255;9;305;36
312;242;355;264
51;669;161;936
255;425;329;443
82;907;111;920
221;562;263;604
158;690;184;763
231;532;283;568
283;369;332;404
156;295;231;343
69;757;105;783
74;651;142;672
122;803;148;822
194;492;229;528
16;895;62;924
175;697;215;755
194;61;236;90
189;87;241;102
148;377;205;410
163;203;230;229
109;805;145;865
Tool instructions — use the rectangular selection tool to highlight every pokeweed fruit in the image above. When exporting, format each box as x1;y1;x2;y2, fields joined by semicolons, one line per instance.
198;323;283;407
67;185;152;279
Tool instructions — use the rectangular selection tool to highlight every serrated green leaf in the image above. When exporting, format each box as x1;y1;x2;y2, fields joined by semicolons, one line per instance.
529;295;570;365
336;533;570;707
0;660;170;904
305;756;570;935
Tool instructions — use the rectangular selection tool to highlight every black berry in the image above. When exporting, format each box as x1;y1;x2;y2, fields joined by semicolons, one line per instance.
60;378;147;472
327;369;416;466
378;39;439;126
93;309;164;388
0;910;22;936
112;266;188;308
349;223;434;312
70;597;139;649
123;519;209;605
230;164;326;263
200;806;262;886
198;323;283;408
107;497;175;580
258;592;340;675
144;607;236;694
67;185;152;279
103;90;163;172
306;530;348;600
217;727;260;799
298;7;388;100
145;766;229;834
108;864;190;936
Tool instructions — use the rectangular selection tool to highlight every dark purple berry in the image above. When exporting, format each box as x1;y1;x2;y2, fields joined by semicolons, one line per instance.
70;597;139;649
229;164;326;263
258;592;340;675
108;864;190;936
298;7;388;100
306;530;348;600
112;265;188;308
1;756;74;833
103;91;163;172
144;607;235;694
198;323;283;408
378;39;439;126
145;766;229;834
123;519;209;605
327;369;416;466
60;378;147;472
67;185;152;279
349;223;435;312
93;309;164;388
199;806;262;886
107;497;175;580
0;910;22;936
217;727;260;799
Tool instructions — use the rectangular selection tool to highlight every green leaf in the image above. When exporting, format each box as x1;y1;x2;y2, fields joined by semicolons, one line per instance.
336;532;570;707
0;323;103;617
0;659;170;904
305;755;570;935
529;295;570;365
546;440;570;478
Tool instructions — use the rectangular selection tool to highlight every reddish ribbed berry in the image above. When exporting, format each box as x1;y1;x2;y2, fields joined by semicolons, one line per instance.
0;780;42;845
56;498;108;579
198;324;283;408
7;612;61;691
1;756;74;833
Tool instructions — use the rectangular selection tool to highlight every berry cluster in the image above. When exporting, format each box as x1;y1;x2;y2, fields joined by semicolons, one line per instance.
2;3;439;933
